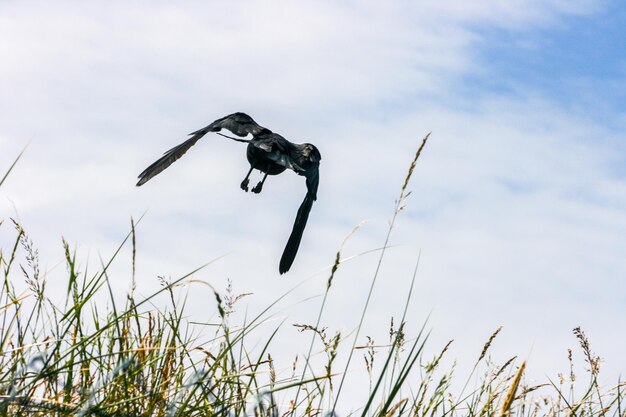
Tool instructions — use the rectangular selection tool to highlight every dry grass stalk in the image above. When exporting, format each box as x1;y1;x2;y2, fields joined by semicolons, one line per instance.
573;327;601;377
400;132;431;199
384;397;408;417
478;326;503;363
499;361;526;417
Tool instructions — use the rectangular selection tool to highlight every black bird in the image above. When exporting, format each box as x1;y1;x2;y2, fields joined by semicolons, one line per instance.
136;112;321;274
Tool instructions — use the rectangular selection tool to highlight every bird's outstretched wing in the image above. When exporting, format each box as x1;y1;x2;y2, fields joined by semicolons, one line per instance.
279;162;320;274
188;112;267;138
136;112;266;186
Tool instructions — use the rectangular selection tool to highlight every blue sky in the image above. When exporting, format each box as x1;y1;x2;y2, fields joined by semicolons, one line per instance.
0;1;625;411
472;3;626;122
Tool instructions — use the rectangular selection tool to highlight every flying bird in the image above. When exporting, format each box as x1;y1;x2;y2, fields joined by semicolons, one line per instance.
136;112;321;274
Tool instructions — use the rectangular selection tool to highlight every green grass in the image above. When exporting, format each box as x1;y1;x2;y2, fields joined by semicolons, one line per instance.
1;140;624;416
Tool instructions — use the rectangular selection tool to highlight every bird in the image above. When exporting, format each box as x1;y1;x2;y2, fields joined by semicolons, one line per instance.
136;112;321;274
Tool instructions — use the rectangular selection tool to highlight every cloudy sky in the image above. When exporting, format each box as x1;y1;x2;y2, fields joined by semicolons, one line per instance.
1;0;625;408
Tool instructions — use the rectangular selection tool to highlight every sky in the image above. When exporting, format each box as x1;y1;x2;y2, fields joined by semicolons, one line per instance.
1;0;625;411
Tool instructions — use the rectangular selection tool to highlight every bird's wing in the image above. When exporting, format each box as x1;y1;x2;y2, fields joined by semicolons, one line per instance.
279;162;320;274
188;112;267;138
136;135;202;186
136;112;266;186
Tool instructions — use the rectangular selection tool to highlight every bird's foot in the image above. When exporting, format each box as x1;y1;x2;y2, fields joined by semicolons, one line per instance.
240;178;249;192
251;182;264;194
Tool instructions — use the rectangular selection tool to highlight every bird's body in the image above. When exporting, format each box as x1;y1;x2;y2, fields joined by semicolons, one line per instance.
136;112;321;274
246;141;288;176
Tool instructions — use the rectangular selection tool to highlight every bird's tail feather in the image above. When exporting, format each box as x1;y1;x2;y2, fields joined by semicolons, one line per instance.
279;192;315;274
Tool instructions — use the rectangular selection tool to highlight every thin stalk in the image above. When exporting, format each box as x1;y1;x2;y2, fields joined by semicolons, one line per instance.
332;133;430;413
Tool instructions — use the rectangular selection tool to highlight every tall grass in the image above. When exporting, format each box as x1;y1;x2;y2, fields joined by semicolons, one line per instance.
1;143;624;416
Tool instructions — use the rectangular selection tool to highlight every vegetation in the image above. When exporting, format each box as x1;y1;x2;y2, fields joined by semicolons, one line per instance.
0;140;623;416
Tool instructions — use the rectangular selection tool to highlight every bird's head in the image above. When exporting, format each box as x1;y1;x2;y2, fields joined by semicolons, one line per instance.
301;143;321;163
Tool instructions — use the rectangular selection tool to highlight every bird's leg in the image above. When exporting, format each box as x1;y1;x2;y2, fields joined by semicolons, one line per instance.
251;171;269;194
240;166;253;192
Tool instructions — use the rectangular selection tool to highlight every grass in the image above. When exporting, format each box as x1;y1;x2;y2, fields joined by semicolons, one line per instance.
1;138;624;416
